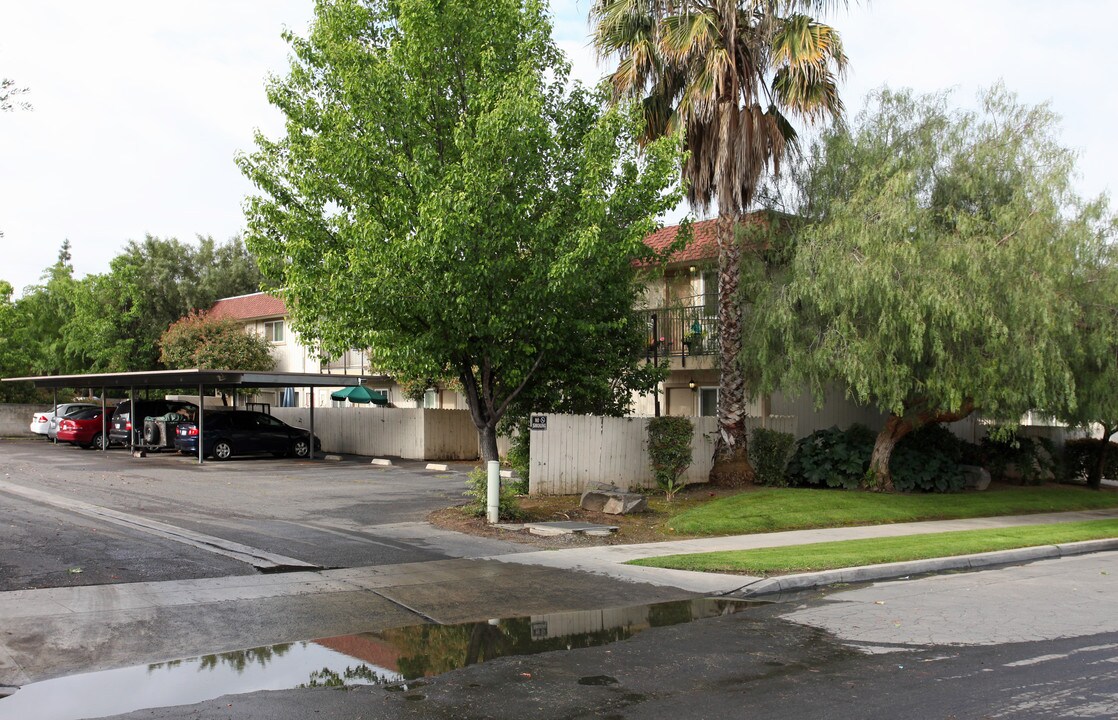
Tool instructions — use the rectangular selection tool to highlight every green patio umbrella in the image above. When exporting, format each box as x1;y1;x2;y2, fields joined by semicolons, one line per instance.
330;385;388;405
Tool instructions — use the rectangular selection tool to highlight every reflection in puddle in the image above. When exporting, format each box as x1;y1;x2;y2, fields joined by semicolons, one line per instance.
0;598;758;720
0;642;397;720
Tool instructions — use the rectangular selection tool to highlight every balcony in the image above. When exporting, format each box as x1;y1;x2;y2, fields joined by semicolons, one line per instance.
640;296;718;366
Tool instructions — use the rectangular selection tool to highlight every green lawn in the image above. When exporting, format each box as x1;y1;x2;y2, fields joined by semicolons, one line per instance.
631;519;1118;575
667;486;1118;536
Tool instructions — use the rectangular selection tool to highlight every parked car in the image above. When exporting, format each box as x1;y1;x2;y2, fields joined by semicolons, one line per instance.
30;403;98;437
109;400;197;448
174;410;321;460
56;407;113;449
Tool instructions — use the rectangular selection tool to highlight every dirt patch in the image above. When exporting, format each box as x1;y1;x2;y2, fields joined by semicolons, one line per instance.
427;484;744;548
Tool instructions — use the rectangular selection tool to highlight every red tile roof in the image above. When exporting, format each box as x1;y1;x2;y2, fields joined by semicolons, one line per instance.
642;212;772;265
209;292;286;321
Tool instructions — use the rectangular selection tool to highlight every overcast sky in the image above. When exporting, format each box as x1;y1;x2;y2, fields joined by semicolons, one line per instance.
2;1;1114;297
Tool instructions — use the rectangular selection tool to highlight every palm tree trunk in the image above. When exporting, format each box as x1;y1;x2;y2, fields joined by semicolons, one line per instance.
709;213;755;486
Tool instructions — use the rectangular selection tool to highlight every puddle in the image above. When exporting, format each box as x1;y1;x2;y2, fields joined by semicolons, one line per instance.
0;643;399;720
0;597;759;720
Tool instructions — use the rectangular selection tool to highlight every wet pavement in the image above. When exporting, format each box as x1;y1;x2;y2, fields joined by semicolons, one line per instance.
4;439;1118;718
0;598;756;720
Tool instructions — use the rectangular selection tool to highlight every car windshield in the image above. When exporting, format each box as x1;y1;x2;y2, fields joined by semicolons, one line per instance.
68;409;102;420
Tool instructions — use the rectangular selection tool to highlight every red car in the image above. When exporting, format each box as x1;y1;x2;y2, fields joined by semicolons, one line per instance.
56;408;112;449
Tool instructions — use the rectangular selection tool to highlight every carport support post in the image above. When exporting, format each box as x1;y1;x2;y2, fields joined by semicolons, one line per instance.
51;388;57;443
487;460;500;523
308;387;315;460
100;392;107;453
197;383;205;465
128;386;135;454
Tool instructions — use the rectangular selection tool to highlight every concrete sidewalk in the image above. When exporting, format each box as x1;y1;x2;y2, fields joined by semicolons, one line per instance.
484;507;1118;596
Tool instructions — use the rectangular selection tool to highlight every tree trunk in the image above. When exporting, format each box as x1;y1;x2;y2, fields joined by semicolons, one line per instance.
709;213;754;487
1088;426;1115;490
866;414;913;492
478;423;499;464
867;399;976;492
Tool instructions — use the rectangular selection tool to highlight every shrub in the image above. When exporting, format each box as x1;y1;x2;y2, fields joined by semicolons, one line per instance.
786;425;873;489
464;467;522;520
647;416;693;500
1062;438;1118;484
750;427;796;487
505;416;531;486
980;431;1057;485
891;424;965;493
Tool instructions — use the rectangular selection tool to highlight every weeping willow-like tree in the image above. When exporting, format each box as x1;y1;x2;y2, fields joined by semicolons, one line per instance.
591;0;848;485
744;86;1114;491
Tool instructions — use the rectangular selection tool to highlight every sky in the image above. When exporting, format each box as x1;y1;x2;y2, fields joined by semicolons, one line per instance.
1;1;1115;297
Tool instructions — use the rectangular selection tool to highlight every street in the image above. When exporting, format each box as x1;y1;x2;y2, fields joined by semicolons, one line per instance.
1;439;1117;719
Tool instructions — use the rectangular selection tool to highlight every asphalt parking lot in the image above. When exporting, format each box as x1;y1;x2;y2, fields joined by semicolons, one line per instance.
0;438;502;591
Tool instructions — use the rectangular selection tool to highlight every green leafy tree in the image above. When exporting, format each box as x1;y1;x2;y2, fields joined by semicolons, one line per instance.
239;0;682;461
744;86;1109;491
159;311;276;371
13;241;78;375
0;280;41;401
0;243;81;400
61;235;262;371
1053;228;1118;489
591;0;848;485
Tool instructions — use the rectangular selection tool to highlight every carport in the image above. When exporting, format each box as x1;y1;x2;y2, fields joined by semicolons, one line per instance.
1;369;367;464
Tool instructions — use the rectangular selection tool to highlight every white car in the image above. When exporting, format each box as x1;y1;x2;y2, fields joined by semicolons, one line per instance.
30;403;99;437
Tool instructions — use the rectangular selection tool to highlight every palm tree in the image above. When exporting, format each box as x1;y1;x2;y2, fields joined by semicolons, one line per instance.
591;0;848;484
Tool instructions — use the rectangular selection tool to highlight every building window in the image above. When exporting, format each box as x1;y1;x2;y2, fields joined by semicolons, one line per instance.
423;388;438;409
699;387;718;417
701;270;718;316
264;320;285;343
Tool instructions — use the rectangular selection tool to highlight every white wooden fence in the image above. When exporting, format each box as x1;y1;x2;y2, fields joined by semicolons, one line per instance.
270;407;480;460
528;413;797;496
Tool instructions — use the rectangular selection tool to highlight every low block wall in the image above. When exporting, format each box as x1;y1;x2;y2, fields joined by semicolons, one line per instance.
527;413;797;496
0;403;43;437
270;407;480;460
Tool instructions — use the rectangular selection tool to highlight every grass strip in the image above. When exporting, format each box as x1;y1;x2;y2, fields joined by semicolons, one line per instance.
666;486;1118;536
629;519;1118;575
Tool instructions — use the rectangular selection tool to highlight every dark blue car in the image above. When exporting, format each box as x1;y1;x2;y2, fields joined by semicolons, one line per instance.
174;410;320;460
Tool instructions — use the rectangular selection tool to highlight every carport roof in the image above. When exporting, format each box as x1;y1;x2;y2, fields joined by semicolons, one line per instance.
1;369;386;390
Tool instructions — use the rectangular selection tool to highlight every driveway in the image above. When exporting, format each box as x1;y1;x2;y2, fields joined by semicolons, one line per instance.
0;439;518;589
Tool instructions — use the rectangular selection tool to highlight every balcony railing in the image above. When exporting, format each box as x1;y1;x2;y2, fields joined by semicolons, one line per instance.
641;298;718;365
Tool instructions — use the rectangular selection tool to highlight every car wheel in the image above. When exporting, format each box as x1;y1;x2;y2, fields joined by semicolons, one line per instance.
91;433;107;451
213;440;233;461
292;439;310;458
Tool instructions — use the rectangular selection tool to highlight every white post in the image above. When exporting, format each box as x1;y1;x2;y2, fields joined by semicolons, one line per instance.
486;460;500;524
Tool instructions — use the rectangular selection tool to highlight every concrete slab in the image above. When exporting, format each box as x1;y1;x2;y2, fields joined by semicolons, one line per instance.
524;521;619;537
370;458;393;466
426;463;449;471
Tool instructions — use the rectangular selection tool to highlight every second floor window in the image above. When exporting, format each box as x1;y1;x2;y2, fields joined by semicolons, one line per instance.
264;320;285;343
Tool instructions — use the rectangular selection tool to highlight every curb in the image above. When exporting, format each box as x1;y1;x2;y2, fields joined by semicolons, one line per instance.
727;538;1118;598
